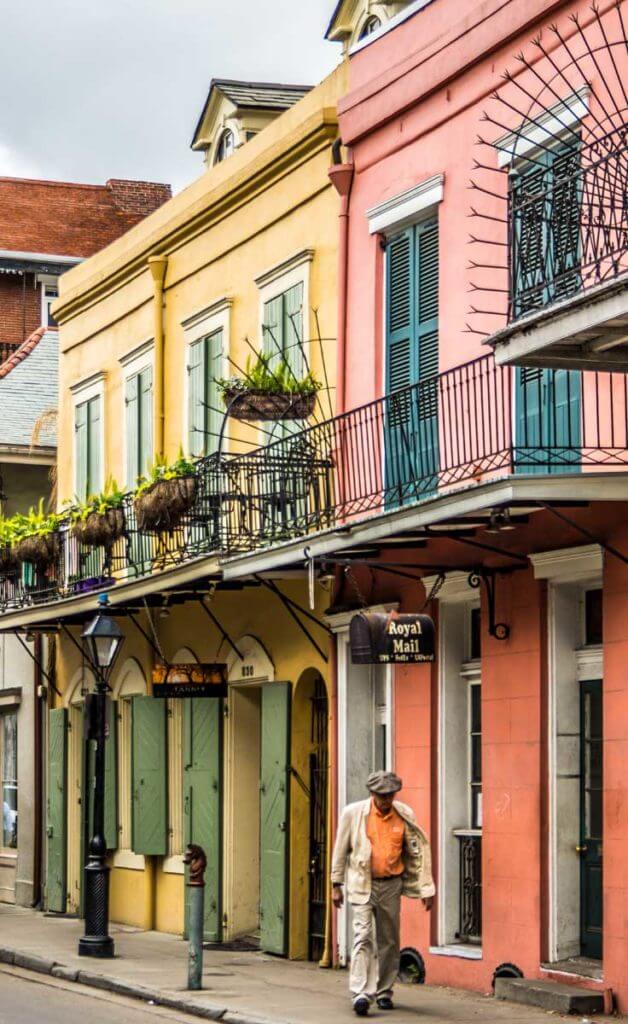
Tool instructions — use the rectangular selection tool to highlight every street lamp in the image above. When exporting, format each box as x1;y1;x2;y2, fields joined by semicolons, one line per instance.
78;593;124;958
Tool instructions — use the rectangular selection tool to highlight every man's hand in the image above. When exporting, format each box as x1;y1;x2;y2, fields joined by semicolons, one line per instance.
332;885;344;909
422;896;434;911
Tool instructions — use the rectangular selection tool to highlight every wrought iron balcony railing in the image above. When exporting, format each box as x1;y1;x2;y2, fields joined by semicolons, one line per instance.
1;353;628;610
455;832;482;944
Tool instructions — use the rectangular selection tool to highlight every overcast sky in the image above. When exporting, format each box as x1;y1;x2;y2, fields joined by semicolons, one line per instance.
0;1;339;195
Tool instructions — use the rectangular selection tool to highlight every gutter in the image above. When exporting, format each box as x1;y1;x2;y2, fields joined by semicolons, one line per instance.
148;255;168;455
328;148;355;416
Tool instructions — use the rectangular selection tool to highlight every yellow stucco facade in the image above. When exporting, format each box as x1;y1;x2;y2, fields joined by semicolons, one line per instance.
50;62;347;959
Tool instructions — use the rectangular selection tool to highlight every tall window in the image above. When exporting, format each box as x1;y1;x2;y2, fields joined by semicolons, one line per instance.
75;394;101;500
125;367;153;488
469;681;482;828
187;329;223;457
1;713;17;850
214;129;235;164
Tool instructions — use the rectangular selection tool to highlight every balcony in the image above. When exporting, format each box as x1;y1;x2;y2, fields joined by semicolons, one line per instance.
1;353;627;616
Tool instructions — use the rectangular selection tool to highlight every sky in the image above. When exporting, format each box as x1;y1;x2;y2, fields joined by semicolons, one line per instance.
0;1;339;195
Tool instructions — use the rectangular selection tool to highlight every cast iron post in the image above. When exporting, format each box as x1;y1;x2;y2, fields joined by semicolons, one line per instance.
79;682;113;957
184;843;207;990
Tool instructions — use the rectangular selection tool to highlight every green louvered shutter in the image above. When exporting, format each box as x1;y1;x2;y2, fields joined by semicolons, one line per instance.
511;159;549;317
46;708;67;912
75;402;88;501
205;329;223;455
550;141;581;301
415;218;439;489
104;698;118;851
125;375;139;489
87;396;101;497
260;682;291;955
183;699;222;941
131;697;167;855
284;284;304;379
188;339;205;457
385;228;416;501
139;366;154;477
263;295;285;370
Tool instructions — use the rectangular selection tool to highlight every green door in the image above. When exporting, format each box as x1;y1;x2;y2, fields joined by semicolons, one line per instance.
580;679;603;959
260;682;291;955
183;698;223;942
385;219;439;506
46;709;67;913
131;697;168;856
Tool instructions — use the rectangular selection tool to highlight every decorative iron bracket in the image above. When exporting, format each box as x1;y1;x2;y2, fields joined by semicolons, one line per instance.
467;570;510;641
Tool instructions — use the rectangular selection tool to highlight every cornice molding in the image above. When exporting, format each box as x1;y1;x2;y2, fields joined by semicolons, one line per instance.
530;544;603;582
422;570;476;604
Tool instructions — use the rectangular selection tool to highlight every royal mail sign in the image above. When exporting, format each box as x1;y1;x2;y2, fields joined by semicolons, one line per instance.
349;611;436;665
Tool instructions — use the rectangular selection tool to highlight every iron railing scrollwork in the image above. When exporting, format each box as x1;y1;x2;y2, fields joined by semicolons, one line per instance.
456;833;482;944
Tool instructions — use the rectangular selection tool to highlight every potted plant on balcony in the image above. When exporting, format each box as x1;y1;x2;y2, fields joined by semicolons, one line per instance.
134;450;197;533
217;352;321;422
69;478;126;548
0;519;18;575
12;500;62;568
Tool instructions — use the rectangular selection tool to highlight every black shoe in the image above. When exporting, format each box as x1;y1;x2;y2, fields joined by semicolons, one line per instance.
353;997;370;1016
376;997;394;1011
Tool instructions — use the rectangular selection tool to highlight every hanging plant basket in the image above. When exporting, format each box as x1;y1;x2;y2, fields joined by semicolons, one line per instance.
224;388;317;423
15;532;60;568
72;508;126;548
134;476;197;533
0;546;18;575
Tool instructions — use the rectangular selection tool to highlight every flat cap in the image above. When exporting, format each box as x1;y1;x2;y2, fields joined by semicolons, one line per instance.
367;770;402;795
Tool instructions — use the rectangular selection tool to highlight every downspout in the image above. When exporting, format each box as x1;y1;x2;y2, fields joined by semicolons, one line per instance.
32;634;43;907
328;143;355;418
148;255;168;457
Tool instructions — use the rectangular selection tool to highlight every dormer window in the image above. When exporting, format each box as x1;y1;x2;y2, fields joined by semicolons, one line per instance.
359;14;381;38
214;129;236;164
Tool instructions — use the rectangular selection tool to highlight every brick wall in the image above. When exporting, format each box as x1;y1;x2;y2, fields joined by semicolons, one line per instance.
0;273;40;350
106;179;172;216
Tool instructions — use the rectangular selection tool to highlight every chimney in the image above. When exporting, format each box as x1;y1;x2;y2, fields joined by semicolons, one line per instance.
106;179;172;217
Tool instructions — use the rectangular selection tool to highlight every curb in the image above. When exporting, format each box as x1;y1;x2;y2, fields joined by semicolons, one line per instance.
0;946;291;1024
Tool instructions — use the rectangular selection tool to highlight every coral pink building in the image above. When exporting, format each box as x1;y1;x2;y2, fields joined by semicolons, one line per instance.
328;0;628;1011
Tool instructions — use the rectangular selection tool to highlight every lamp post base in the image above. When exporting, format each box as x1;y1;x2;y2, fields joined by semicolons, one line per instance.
78;934;115;958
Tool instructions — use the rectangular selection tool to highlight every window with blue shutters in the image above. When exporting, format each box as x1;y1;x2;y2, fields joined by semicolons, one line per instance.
187;329;223;457
74;394;102;500
384;217;439;503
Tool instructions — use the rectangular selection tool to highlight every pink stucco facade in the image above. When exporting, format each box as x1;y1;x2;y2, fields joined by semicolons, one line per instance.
333;0;628;1011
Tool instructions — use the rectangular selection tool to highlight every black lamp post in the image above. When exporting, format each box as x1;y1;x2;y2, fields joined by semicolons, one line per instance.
78;593;124;958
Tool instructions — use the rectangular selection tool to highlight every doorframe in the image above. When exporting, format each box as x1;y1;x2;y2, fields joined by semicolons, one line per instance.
64;667;95;916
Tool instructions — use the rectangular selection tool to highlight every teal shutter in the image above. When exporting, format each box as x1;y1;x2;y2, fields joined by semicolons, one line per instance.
205;329;223;456
263;296;284;370
75;402;88;501
283;283;304;378
125;375;139;489
139;366;153;477
183;699;222;941
415;218;439;489
260;682;291;955
104;698;118;851
87;396;101;497
46;709;67;912
188;339;205;457
516;367;581;475
131;697;167;855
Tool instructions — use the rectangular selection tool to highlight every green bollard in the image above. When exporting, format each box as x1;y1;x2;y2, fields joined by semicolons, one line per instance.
184;844;207;991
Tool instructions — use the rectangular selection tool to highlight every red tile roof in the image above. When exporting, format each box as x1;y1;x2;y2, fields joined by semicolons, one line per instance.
0;325;46;378
0;177;172;258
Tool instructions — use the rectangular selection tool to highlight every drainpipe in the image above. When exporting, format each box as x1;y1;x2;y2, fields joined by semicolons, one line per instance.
328;145;354;418
32;634;43;907
148;255;168;457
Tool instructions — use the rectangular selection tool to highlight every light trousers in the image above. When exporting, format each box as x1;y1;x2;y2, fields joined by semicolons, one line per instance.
349;877;402;1004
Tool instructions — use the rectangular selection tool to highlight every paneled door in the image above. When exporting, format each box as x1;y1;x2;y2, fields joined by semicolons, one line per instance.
580;678;603;959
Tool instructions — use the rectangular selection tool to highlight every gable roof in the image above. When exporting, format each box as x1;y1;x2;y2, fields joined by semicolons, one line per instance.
191;79;312;150
0;326;57;450
0;177;172;260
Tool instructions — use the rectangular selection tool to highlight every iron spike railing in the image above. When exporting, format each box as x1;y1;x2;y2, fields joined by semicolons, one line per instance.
1;353;628;609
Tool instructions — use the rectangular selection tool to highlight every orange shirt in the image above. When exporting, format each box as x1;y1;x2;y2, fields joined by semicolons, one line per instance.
366;801;405;879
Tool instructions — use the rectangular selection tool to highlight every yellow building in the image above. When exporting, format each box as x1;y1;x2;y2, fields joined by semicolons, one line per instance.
25;62;347;962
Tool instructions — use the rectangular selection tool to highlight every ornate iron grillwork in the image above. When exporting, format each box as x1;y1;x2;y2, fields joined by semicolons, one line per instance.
456;833;482;943
467;1;628;339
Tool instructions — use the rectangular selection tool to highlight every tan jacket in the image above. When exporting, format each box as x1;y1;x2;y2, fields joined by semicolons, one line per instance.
331;798;435;905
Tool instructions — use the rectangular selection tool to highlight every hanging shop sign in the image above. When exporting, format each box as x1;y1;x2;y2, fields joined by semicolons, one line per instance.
350;611;436;665
152;663;228;699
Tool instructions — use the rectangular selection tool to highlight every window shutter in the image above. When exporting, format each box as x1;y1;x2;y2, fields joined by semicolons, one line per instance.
205;329;223;456
87;396;101;497
511;159;549;315
260;682;291;956
416;219;439;420
386;229;415;395
262;296;284;370
104;698;118;851
75;402;88;501
283;283;304;378
125;375;139;489
550;141;581;300
131;696;167;856
46;708;67;912
139;367;153;478
183;698;222;941
188;339;206;458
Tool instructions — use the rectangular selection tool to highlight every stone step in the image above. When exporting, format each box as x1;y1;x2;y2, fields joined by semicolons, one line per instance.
494;977;606;1015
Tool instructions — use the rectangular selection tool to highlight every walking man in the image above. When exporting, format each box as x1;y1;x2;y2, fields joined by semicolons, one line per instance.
331;771;435;1016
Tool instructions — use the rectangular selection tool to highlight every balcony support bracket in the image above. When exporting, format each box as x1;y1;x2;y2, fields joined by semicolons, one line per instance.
12;629;61;696
468;570;510;641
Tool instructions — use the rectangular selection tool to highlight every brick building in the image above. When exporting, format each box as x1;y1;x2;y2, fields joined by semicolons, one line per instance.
0;176;171;362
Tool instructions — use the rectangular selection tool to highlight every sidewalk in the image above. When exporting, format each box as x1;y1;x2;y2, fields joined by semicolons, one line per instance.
0;906;604;1024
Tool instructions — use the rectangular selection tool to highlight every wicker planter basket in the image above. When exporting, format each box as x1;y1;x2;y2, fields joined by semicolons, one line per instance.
0;546;17;575
134;476;197;533
72;508;126;548
15;532;60;568
224;389;317;423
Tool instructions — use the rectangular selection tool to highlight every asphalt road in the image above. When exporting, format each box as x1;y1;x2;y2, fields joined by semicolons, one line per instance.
0;967;202;1024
